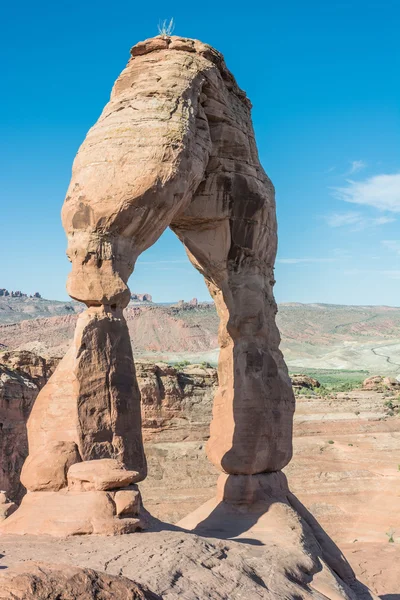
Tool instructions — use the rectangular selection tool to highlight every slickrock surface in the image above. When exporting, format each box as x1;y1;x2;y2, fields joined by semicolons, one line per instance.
141;389;400;597
0;562;156;599
0;515;377;599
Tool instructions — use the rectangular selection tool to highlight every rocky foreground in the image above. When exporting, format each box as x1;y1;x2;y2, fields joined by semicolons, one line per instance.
0;350;399;597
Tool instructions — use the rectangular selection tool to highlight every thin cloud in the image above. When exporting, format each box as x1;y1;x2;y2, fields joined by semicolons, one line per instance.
344;268;400;280
348;160;366;174
277;258;336;264
333;173;400;212
325;211;395;230
382;240;400;255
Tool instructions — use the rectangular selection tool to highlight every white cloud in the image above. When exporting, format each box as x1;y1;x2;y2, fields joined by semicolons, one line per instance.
382;240;400;255
325;211;395;230
277;258;336;264
348;160;366;174
333;173;400;212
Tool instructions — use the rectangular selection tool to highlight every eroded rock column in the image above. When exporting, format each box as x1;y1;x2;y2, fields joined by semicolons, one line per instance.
1;302;146;535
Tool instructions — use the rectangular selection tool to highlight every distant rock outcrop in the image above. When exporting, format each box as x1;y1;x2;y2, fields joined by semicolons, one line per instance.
291;374;320;389
363;375;400;390
131;293;153;302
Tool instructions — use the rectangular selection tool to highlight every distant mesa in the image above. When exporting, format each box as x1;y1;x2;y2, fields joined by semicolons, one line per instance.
130;292;152;303
0;289;41;299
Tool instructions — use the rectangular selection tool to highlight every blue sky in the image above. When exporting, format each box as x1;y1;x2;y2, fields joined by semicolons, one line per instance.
1;0;399;304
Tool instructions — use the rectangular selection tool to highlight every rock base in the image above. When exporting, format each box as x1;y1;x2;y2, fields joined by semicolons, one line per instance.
0;488;143;536
177;472;378;599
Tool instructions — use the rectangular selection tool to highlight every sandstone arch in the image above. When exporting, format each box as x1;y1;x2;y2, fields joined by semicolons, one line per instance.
0;35;295;534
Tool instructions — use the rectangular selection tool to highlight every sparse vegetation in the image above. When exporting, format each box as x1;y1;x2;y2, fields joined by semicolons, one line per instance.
290;369;366;397
158;18;175;37
327;440;335;444
173;360;191;369
384;397;400;416
386;528;395;543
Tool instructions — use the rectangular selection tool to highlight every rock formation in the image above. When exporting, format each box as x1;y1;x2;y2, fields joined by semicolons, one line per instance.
0;350;217;510
3;34;294;535
0;34;378;598
131;293;153;302
0;351;58;502
0;562;157;599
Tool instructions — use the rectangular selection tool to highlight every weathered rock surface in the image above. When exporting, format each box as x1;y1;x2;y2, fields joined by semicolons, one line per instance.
0;490;143;536
24;307;146;474
363;374;400;390
21;441;81;491
0;562;155;599
0;492;17;522
138;361;217;434
67;459;140;491
0;349;397;593
0;351;57;502
291;374;321;389
61;34;295;477
0;352;216;510
141;387;400;597
0;509;378;599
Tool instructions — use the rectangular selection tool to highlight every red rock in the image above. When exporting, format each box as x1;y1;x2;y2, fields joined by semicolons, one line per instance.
67;459;140;491
0;562;154;599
